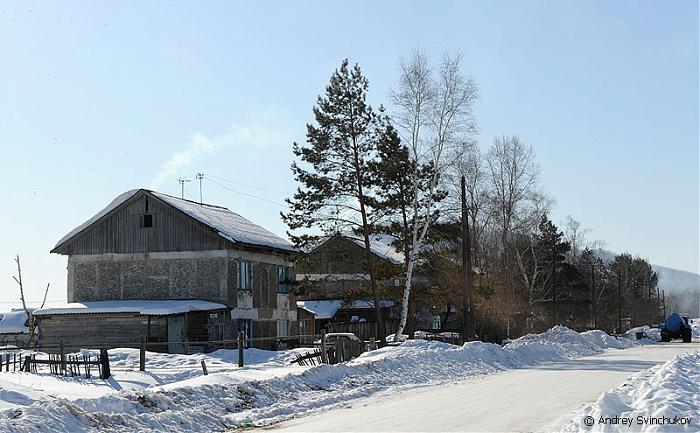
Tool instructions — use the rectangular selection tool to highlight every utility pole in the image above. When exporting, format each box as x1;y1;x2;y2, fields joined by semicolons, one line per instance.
617;272;622;334
662;290;666;318
551;239;556;327
590;259;596;328
178;178;191;199
461;176;473;342
196;173;205;204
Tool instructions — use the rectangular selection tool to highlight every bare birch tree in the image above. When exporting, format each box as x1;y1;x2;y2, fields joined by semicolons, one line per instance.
485;136;541;259
563;215;590;261
391;50;478;341
12;255;50;348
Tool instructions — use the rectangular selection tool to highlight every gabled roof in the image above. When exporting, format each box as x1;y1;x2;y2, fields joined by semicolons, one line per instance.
313;234;405;265
296;299;395;319
52;189;296;254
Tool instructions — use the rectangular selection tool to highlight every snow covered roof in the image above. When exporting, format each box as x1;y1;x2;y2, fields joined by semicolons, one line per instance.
151;191;295;252
33;300;228;316
313;235;405;265
53;189;296;253
296;299;394;319
0;309;32;334
53;189;140;250
296;300;343;319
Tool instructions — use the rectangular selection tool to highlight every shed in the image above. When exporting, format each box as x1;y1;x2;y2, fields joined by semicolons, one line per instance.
34;300;228;353
0;309;32;346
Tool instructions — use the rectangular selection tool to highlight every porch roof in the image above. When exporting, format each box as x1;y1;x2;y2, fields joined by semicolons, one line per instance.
33;300;228;317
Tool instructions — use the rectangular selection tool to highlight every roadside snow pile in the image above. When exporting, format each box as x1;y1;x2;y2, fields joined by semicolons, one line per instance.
626;326;661;342
582;330;636;349
0;326;634;433
563;350;700;432
691;318;699;338
504;325;603;362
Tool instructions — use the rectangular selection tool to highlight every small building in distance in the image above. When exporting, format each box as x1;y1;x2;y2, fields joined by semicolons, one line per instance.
0;309;32;347
294;234;404;340
36;188;298;353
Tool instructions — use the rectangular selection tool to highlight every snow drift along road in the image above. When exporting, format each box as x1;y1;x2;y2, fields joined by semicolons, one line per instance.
0;326;649;433
563;350;700;433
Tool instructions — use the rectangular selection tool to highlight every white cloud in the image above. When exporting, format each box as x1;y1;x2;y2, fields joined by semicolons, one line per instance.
149;122;290;190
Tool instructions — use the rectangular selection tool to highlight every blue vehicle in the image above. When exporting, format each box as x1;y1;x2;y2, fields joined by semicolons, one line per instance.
660;313;692;343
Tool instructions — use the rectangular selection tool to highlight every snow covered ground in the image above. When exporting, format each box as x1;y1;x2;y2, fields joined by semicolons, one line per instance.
562;350;700;433
0;326;677;433
272;343;697;433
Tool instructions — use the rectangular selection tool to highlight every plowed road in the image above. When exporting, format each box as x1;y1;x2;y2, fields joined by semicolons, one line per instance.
266;342;698;432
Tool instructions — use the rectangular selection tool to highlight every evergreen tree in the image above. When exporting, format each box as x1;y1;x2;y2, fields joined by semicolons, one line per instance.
282;59;388;343
535;215;570;325
368;123;446;335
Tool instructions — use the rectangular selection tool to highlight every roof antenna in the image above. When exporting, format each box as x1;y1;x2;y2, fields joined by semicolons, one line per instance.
196;173;205;204
178;177;191;199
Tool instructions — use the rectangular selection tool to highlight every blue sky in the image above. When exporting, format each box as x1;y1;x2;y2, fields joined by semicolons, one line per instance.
0;1;697;306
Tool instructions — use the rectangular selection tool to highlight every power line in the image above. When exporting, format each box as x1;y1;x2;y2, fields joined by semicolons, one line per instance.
206;174;292;196
206;178;287;208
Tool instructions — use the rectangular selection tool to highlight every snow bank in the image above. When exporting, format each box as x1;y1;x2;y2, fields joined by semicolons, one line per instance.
581;330;636;349
505;325;603;362
563;351;700;432
691;318;699;338
0;327;636;433
626;325;661;342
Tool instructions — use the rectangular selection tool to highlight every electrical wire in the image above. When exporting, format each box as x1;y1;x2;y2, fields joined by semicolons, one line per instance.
205;178;287;208
206;174;292;196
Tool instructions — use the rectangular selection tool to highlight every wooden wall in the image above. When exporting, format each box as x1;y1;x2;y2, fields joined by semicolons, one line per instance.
37;313;166;352
54;192;229;255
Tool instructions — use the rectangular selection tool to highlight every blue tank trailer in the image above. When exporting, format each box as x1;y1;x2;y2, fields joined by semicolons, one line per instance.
660;313;692;343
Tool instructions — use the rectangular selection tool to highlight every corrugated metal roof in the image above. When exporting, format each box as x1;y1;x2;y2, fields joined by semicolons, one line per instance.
33;300;228;316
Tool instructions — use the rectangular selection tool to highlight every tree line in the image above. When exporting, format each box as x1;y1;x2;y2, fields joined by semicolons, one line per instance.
283;51;664;343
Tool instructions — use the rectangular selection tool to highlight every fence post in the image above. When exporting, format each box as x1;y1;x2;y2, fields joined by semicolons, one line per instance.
320;330;328;364
139;337;146;372
59;338;66;376
100;348;111;379
201;360;208;375
237;330;244;368
22;355;31;372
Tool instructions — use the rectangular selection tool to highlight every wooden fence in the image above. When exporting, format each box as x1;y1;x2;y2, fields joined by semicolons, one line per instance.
326;320;398;342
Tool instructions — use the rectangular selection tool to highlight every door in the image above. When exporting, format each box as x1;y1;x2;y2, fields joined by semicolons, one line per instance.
168;315;186;354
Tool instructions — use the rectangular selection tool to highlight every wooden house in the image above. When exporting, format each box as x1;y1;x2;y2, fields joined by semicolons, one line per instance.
36;189;297;352
295;234;404;300
294;234;404;339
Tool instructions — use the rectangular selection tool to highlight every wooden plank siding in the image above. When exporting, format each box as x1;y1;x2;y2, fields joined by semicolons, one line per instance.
54;192;230;256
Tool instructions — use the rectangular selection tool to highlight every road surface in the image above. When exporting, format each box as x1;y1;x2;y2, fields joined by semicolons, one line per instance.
266;342;698;432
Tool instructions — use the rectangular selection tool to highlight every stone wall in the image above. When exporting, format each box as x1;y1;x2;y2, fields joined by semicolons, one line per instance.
68;250;229;305
66;249;297;345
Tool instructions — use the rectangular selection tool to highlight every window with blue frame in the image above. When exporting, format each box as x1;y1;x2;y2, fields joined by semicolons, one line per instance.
276;266;290;294
238;259;253;290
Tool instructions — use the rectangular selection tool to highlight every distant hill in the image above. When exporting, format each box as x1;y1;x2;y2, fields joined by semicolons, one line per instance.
652;265;700;294
592;249;699;314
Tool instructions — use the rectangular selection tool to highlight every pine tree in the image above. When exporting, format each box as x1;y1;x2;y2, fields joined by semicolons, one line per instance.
535;215;570;325
282;59;388;343
369;123;446;335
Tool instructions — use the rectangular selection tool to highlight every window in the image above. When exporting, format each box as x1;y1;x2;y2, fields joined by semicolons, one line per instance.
276;266;290;294
238;259;253;290
277;319;289;337
143;214;153;228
